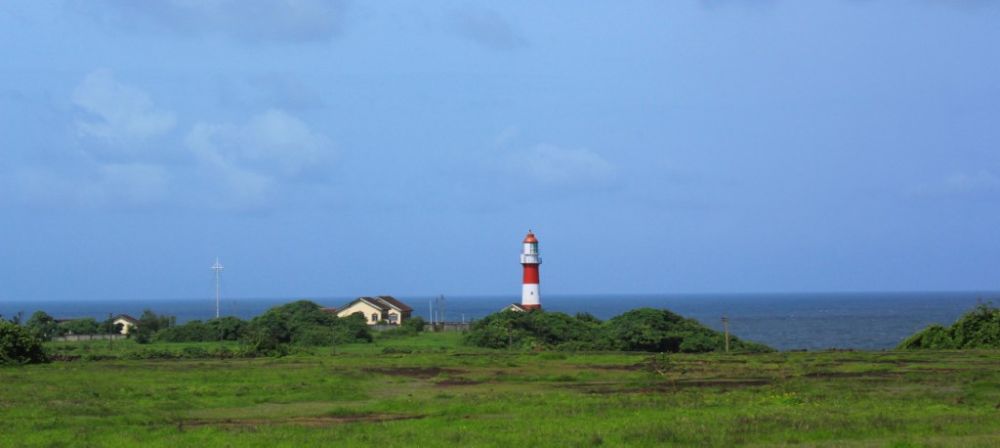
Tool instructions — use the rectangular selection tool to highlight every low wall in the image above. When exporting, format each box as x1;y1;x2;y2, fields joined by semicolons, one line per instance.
423;322;471;332
369;322;471;332
52;334;126;342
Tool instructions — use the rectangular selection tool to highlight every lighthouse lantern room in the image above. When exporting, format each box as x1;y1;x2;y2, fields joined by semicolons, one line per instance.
520;230;542;310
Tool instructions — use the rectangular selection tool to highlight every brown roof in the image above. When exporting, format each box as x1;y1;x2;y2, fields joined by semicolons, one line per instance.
374;296;412;313
344;296;412;313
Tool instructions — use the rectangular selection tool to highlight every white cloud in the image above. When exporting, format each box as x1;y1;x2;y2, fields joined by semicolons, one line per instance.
187;109;333;177
72;69;176;145
185;109;336;208
512;144;617;188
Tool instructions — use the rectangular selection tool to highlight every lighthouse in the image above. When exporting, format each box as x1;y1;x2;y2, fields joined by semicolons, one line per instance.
520;230;542;310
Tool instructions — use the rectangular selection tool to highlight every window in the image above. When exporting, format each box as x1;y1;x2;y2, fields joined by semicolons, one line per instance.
371;313;378;322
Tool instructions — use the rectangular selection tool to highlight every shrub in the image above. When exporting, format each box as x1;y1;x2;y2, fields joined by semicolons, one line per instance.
154;321;215;343
154;317;249;343
604;308;690;352
0;321;48;365
678;332;722;353
243;301;371;349
465;310;605;350
379;317;429;338
402;316;426;333
180;346;209;358
465;307;772;353
899;302;999;349
292;326;337;346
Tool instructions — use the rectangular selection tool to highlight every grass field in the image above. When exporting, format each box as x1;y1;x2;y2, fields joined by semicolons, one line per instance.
1;332;998;447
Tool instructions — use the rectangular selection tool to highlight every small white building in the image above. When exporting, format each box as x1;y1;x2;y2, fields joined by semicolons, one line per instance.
112;314;139;335
334;296;413;325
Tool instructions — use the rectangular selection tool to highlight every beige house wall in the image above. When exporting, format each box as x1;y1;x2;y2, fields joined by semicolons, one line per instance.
337;301;384;325
385;310;403;325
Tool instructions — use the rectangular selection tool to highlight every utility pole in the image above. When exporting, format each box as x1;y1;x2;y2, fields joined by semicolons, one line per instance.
722;316;730;353
437;295;446;324
430;295;446;328
211;258;224;319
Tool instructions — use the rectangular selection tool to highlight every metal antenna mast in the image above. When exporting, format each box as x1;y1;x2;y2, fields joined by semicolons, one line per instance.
211;258;224;319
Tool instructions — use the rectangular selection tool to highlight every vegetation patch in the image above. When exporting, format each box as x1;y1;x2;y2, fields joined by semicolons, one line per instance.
465;308;773;353
899;302;1000;349
0;332;995;446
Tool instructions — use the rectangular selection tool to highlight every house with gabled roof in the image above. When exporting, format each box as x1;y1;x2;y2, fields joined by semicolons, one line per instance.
112;314;139;335
335;296;413;325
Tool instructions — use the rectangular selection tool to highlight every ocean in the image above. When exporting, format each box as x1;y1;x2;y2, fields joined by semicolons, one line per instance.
1;291;994;351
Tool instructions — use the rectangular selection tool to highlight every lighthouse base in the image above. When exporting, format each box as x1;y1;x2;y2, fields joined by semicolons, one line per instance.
520;304;541;310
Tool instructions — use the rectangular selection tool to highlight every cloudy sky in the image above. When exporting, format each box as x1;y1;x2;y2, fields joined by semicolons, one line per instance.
2;1;999;302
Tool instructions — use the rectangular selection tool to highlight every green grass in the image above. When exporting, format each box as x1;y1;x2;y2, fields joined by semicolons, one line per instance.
1;333;997;447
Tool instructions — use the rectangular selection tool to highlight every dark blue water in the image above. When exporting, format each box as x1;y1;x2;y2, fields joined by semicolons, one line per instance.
1;292;994;351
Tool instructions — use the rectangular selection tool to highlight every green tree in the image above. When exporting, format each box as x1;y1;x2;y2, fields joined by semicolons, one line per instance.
58;318;101;336
0;320;47;365
207;316;248;341
132;310;175;344
24;311;60;341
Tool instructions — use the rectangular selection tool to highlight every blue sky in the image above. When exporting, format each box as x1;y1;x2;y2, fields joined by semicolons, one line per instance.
2;1;999;302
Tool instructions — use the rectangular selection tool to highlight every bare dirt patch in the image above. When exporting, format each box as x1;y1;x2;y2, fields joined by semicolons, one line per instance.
435;377;484;387
584;364;646;371
181;413;424;429
362;367;465;379
567;377;773;394
803;371;899;379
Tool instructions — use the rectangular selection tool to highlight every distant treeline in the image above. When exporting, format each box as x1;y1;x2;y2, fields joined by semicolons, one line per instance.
123;300;423;353
465;308;773;353
15;312;123;339
1;301;426;363
898;302;999;350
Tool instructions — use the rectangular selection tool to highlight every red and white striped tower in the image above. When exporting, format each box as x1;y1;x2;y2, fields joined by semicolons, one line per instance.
520;230;542;310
